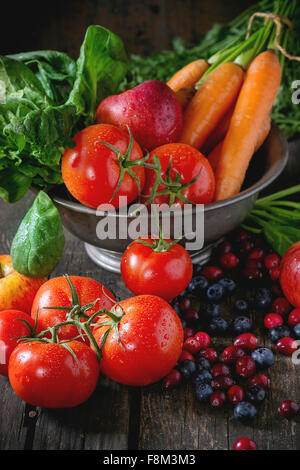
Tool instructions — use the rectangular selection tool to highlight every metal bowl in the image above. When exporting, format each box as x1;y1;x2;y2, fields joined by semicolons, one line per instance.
49;123;288;272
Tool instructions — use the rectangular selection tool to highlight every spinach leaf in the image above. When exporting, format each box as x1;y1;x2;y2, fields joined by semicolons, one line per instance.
262;222;300;257
11;191;65;278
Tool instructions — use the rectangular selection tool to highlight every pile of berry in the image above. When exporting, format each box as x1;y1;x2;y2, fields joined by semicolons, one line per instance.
163;229;300;450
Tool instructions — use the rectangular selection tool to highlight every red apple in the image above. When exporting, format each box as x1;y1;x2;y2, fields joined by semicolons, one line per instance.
280;242;300;307
95;80;183;150
0;255;46;314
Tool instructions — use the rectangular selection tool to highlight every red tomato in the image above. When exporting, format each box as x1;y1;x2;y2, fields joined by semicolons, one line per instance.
121;237;192;301
31;276;116;342
141;143;215;207
8;340;99;408
0;309;35;376
61;124;145;209
93;295;183;386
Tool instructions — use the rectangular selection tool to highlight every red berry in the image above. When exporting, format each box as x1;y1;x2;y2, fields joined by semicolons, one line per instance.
264;253;280;269
183;309;199;323
201;266;224;281
272;297;291;316
183;337;202;355
247;374;270;389
271;283;283;297
179;297;192;312
212;376;235;390
235;229;250;243
278;400;299;419
236;355;256;378
199;347;218;364
288;308;300;326
245;259;263;270
227;385;245;405
276;337;298;356
240;239;254;253
179;350;195;362
219;241;232;255
210;391;226;408
194;331;211;349
248;249;265;260
264;313;283;329
183;327;195;340
233;438;258;451
243;267;263;281
220;252;239;269
269;266;280;281
162;369;182;389
222;346;246;363
233;333;258;351
211;363;231;377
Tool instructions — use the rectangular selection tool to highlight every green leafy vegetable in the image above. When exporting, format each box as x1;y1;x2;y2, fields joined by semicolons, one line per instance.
11;191;65;278
0;25;128;203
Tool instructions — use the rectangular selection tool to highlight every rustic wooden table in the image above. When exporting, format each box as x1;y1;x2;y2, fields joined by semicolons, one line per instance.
0;157;299;450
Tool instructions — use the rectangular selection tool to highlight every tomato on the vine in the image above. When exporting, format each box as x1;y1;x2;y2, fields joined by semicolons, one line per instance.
0;309;36;376
31;276;116;342
121;237;192;301
141;143;215;207
62;124;145;209
93;295;183;386
9;340;99;408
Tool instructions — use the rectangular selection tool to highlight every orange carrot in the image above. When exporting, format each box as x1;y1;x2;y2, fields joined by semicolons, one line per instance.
208;115;271;173
215;51;281;201
167;59;208;92
201;103;235;155
180;62;244;149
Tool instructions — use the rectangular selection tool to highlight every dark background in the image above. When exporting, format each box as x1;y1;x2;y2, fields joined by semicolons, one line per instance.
1;0;257;57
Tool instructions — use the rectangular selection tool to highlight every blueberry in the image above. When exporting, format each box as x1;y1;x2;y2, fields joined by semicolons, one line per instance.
179;359;196;378
187;275;208;295
196;357;211;370
246;385;266;404
254;287;272;310
251;348;274;369
209;317;229;336
192;369;213;386
234;299;249;314
218;278;236;293
234;401;257;422
195;382;213;402
201;303;221;320
232;316;252;335
293;323;300;339
269;325;291;344
206;283;224;302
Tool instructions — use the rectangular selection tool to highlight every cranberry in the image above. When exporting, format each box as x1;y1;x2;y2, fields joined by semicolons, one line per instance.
220;252;239;269
179;350;195;362
233;333;258;351
194;331;211;349
219;241;232;255
222;346;246;363
210;391;226;408
212;376;235;390
235;229;250;243
248;248;264;260
179;296;192;312
271;283;283;297
247;374;270;389
278;400;299;419
264;253;281;269
227;385;245;405
245;259;263;270
264;313;283;329
183;309;200;323
199;347;218;364
240;239;254;253
201;266;224;281
233;438;258;451
276;337;298;355
288;308;300;326
269;266;280;281
183;337;202;355
272;297;291;316
236;355;256;378
243;267;263;281
211;363;231;377
183;327;195;340
162;369;182;389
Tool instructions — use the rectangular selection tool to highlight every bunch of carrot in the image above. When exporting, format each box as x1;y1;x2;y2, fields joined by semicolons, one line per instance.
166;0;298;202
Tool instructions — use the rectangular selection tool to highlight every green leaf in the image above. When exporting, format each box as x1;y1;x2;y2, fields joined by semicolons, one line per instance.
0;168;32;202
261;222;300;257
11;190;65;277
